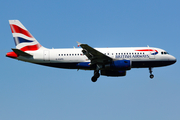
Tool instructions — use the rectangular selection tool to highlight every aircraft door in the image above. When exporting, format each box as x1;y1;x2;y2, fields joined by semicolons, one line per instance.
44;50;50;61
149;52;155;59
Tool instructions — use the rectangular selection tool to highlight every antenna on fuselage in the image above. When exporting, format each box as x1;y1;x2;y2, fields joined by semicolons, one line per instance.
147;45;149;47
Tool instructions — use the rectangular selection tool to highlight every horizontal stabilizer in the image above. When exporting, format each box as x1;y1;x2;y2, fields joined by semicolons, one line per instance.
12;48;32;57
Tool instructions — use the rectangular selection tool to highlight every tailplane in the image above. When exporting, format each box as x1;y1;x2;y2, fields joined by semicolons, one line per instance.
9;20;43;51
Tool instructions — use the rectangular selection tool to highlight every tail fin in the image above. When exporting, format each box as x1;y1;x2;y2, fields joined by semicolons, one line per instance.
9;20;42;51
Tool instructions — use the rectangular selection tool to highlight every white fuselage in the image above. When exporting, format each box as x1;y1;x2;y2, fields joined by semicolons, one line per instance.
16;47;176;70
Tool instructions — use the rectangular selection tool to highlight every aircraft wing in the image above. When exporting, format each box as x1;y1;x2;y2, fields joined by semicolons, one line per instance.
77;42;112;65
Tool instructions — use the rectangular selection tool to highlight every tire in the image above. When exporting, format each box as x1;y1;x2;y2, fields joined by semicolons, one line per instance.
150;74;154;79
91;76;97;82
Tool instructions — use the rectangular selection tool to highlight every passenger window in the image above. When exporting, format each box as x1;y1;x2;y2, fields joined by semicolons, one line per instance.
72;54;74;56
161;52;163;54
61;54;63;56
64;54;66;56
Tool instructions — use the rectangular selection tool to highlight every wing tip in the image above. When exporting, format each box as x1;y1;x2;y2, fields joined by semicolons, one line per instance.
76;41;81;47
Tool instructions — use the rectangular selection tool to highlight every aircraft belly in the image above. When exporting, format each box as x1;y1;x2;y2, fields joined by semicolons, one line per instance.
36;62;95;70
132;60;176;68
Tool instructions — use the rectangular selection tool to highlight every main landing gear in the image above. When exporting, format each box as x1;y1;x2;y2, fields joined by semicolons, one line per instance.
91;64;101;82
149;67;154;79
91;70;100;82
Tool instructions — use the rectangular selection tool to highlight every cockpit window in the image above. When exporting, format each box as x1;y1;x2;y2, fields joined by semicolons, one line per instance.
161;51;169;55
164;52;169;54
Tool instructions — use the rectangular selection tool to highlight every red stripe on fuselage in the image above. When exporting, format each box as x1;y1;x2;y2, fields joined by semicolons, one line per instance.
135;49;158;52
135;49;154;51
10;24;33;38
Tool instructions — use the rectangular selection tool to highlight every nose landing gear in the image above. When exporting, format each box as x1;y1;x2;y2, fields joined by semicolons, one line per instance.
149;67;154;79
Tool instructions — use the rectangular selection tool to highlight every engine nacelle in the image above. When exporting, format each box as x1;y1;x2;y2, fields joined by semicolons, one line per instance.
101;70;126;77
105;60;131;70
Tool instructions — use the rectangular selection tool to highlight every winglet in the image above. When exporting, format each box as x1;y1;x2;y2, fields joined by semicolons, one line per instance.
76;41;81;47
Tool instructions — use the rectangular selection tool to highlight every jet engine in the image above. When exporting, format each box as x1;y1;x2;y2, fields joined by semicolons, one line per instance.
101;70;126;77
105;60;131;70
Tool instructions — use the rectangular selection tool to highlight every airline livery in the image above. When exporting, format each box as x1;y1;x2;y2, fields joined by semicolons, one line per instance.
6;20;176;82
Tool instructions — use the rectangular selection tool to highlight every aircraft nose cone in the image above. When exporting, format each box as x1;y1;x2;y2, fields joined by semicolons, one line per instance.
173;58;177;64
169;55;177;64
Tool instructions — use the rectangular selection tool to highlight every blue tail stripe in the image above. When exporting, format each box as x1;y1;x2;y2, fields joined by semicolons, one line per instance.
13;37;33;45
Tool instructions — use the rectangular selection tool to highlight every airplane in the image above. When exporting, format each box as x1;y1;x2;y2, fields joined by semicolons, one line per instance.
6;20;177;82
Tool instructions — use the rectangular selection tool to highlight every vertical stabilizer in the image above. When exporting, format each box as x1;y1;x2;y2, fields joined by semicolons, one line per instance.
9;20;43;51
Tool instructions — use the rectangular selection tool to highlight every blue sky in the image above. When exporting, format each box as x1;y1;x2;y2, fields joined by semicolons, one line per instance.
0;0;180;120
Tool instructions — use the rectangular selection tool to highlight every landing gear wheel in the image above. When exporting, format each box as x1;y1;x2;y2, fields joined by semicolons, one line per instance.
149;67;154;79
91;65;101;82
91;76;97;82
150;74;154;79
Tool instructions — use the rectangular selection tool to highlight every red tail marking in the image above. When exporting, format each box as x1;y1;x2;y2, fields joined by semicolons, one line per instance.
20;44;41;51
10;24;33;38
